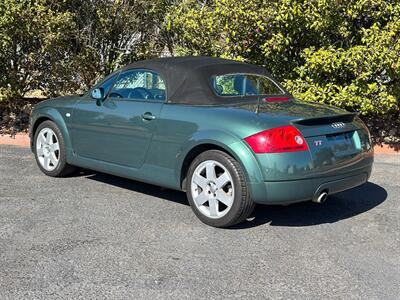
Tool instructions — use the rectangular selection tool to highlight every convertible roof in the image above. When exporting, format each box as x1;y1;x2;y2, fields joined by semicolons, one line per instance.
122;56;283;105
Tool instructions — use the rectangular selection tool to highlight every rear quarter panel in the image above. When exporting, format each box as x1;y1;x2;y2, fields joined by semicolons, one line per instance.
145;103;268;190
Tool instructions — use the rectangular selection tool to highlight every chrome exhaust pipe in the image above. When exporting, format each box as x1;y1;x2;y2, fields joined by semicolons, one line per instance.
313;191;328;203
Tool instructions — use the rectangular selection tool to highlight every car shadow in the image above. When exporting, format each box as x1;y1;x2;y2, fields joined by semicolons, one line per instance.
84;171;189;206
232;182;387;229
83;171;386;229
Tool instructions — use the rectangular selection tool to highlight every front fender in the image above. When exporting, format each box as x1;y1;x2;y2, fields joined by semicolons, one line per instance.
30;107;74;162
175;130;267;201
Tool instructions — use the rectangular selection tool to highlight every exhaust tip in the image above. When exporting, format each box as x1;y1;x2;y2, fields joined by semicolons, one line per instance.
313;190;328;203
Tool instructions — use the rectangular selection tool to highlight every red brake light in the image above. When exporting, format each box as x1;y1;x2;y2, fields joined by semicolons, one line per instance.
263;96;289;102
244;125;309;153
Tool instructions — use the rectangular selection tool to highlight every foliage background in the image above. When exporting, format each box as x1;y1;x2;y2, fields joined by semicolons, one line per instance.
0;0;399;144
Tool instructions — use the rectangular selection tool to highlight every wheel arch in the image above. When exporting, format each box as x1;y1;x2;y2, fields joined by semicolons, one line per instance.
180;143;233;190
31;116;52;148
30;108;73;159
178;135;264;191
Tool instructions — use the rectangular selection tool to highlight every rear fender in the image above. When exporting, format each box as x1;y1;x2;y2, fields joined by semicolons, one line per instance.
176;130;266;198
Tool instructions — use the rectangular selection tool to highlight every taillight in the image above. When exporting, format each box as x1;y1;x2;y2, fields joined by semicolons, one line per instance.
244;125;309;153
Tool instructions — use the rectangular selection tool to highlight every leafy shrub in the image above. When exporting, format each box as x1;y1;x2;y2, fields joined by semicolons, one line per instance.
0;0;75;105
167;0;400;143
285;17;400;142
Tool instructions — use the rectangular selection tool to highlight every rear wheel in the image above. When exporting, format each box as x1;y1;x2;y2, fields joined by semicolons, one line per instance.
34;120;77;177
186;150;254;227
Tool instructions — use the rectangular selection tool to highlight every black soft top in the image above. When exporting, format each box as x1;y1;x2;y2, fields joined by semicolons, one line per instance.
122;56;287;105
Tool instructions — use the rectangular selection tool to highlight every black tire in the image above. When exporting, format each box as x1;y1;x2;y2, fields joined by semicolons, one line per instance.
33;120;77;177
186;150;254;228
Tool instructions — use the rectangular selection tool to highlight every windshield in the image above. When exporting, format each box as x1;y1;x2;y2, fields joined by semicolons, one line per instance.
211;73;284;97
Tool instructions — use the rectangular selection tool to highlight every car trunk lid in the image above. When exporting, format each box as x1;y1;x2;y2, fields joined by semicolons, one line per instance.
293;113;371;173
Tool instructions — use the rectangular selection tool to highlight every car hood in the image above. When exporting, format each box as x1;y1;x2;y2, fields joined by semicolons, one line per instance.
34;95;80;109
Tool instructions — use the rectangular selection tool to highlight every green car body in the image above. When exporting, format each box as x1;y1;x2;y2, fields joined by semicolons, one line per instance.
29;57;374;228
29;81;373;206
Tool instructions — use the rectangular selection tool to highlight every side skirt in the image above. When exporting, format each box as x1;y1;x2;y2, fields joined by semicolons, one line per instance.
69;154;181;191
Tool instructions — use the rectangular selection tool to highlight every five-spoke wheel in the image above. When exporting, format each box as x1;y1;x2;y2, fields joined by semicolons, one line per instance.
186;150;254;227
191;160;234;219
36;127;60;171
33;120;77;177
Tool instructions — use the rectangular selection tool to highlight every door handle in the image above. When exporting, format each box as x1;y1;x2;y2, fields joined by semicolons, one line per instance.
141;112;156;121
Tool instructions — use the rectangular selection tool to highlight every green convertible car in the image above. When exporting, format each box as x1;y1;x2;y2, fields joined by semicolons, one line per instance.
29;56;374;227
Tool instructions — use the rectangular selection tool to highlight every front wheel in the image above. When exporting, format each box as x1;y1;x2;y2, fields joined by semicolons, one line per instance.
186;150;254;227
33;120;77;177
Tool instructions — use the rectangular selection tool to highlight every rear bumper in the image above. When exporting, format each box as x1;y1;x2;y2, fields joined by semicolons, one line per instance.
251;163;373;204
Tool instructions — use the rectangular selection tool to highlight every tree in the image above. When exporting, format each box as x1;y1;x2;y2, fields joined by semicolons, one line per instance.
0;0;172;104
60;0;172;89
0;0;74;106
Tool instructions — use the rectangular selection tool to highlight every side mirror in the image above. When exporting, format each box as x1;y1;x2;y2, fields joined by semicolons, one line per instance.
91;88;105;106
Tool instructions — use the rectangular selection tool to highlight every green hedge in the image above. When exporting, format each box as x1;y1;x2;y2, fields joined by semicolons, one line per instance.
167;0;399;143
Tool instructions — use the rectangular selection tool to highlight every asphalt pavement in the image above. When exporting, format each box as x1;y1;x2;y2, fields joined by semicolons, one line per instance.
0;145;399;299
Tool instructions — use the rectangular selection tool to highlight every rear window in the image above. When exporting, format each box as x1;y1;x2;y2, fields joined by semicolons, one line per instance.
211;73;284;96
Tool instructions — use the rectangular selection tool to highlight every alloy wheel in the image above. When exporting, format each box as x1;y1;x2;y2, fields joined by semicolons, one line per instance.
36;128;60;171
190;160;235;219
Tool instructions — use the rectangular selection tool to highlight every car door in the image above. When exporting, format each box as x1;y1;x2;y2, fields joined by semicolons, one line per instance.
71;69;166;169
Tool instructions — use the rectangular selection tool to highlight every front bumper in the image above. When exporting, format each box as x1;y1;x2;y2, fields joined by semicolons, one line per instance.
250;163;373;205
